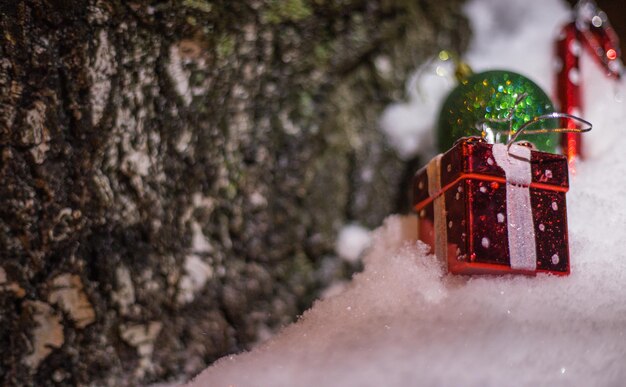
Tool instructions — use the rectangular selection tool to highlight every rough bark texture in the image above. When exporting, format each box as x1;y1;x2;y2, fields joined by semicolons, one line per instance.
0;1;468;385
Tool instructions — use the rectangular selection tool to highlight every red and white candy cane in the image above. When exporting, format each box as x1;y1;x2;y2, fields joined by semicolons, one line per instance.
555;0;623;165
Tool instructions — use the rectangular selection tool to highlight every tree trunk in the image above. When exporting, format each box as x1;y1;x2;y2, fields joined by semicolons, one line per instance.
0;1;469;385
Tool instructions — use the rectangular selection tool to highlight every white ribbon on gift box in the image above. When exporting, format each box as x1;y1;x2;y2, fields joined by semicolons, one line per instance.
492;143;537;271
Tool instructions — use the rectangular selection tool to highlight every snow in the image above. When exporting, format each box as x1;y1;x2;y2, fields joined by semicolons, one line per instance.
379;58;454;160
336;224;371;263
188;0;626;385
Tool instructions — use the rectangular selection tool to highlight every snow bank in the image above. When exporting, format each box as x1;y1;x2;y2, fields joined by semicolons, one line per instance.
191;205;626;386
189;0;626;385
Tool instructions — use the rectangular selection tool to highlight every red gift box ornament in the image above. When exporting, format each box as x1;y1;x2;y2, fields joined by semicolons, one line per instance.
413;112;592;275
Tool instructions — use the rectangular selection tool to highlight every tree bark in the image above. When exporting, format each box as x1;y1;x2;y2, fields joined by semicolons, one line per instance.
0;1;468;385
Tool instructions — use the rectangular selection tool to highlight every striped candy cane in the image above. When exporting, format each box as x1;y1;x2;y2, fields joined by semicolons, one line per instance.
555;0;622;166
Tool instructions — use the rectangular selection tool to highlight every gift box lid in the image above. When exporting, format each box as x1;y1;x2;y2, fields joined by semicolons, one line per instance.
413;137;569;208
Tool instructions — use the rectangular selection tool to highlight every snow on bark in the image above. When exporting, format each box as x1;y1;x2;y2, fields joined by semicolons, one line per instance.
89;29;116;126
177;254;214;304
167;44;192;106
112;265;136;316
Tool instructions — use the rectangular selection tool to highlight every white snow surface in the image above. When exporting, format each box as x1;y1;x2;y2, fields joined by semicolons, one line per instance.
189;0;626;385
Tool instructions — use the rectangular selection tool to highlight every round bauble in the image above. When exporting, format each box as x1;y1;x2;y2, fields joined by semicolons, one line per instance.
437;70;558;153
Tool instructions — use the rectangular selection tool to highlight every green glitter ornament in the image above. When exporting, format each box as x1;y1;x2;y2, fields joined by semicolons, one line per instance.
437;70;559;153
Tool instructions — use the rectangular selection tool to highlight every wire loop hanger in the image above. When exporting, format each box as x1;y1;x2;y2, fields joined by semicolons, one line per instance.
474;92;592;152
